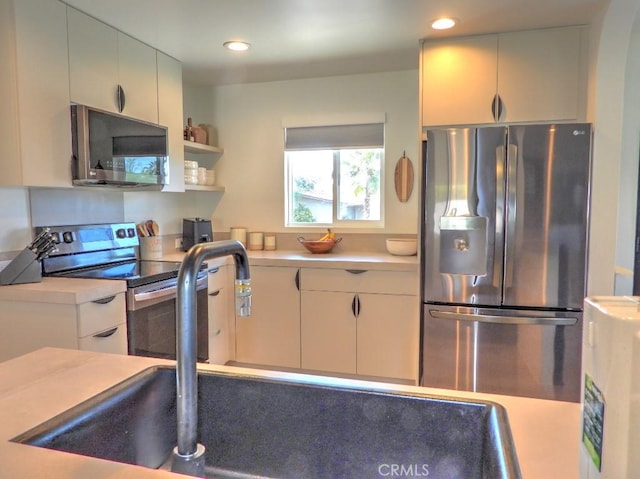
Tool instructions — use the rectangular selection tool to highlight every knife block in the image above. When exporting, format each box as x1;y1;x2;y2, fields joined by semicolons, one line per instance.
0;248;42;285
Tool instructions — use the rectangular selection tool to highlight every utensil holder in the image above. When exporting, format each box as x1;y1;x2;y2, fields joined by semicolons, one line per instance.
0;248;42;285
140;236;163;260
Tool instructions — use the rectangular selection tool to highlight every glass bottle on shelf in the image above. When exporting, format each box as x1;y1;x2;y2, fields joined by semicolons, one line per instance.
184;117;194;142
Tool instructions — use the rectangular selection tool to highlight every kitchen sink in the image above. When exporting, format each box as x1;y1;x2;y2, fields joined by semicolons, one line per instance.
12;366;521;478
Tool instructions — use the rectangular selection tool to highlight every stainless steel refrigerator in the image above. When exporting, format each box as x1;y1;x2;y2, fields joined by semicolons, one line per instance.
420;123;592;402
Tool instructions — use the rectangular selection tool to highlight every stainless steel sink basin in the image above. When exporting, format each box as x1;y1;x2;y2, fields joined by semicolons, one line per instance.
13;366;521;478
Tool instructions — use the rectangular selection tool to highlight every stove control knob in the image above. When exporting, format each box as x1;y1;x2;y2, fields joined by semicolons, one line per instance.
51;232;61;244
115;228;126;239
62;231;75;243
127;228;135;238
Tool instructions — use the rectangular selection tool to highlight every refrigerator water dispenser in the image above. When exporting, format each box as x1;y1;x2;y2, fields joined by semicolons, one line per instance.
439;215;488;276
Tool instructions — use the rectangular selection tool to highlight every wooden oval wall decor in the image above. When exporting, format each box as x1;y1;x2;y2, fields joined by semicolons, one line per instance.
394;151;414;202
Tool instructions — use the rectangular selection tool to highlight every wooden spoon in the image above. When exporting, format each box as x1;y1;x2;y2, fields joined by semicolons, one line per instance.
146;220;159;236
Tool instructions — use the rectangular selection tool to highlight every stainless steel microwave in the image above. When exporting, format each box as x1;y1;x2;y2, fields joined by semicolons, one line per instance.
71;104;168;187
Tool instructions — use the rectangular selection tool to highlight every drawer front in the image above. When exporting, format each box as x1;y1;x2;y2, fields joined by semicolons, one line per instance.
301;268;418;295
78;322;128;355
208;265;229;292
77;293;126;337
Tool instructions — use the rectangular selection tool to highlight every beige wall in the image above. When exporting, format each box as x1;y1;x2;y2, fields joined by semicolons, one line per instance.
200;69;420;235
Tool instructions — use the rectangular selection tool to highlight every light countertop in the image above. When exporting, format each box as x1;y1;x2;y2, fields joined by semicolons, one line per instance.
163;249;418;272
0;277;126;304
0;348;580;479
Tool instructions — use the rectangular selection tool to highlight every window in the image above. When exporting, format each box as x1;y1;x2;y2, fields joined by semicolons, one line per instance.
284;122;384;227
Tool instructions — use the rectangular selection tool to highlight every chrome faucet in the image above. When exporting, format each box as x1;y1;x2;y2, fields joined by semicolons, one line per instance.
171;240;251;477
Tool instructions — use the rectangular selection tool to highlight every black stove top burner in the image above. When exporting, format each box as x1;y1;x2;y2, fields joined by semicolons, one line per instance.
56;260;183;288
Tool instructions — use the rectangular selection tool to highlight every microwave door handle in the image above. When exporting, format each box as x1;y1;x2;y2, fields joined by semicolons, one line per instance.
430;310;577;326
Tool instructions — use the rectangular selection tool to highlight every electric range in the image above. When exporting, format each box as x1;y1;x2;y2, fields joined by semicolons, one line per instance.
37;222;209;362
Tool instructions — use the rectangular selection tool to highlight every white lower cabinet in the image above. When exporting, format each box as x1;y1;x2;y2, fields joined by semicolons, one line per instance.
0;292;127;362
207;264;234;364
300;268;419;382
235;266;301;368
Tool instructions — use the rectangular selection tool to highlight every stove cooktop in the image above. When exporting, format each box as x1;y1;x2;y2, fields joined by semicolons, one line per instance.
54;260;183;288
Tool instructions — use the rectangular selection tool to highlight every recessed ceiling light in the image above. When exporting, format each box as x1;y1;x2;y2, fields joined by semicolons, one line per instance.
223;41;250;52
431;18;457;30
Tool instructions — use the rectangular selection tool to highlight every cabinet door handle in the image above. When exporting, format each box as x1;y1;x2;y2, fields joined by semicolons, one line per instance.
212;329;222;337
346;269;367;275
491;94;503;121
116;84;126;112
295;269;300;291
92;295;116;305
93;327;118;338
209;289;221;297
351;294;361;317
208;267;220;274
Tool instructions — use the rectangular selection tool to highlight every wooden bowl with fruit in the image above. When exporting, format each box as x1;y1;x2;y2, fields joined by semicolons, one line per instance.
297;229;342;254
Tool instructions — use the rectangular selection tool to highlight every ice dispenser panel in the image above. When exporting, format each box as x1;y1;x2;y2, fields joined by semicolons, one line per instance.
439;216;488;276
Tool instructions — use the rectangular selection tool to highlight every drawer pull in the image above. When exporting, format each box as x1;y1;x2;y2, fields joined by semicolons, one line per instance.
346;269;367;275
93;327;118;338
92;295;116;305
209;289;221;297
208;267;220;274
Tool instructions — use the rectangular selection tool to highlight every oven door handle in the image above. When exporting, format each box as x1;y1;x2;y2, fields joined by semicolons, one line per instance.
133;275;207;302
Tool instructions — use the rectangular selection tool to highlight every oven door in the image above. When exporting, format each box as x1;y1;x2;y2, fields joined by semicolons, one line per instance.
126;273;208;362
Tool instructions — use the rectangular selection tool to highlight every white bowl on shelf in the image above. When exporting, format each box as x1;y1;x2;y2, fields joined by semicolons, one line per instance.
385;238;417;256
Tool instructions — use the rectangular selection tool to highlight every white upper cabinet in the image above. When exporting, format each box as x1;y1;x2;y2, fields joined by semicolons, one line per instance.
117;32;159;123
497;28;584;123
421;26;587;126
0;0;72;187
67;7;158;123
421;35;498;126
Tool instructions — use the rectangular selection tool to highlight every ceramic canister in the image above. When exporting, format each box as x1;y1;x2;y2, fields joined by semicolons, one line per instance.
264;234;276;251
249;232;264;250
230;226;247;246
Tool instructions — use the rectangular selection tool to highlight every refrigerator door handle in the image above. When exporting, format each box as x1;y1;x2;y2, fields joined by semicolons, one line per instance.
504;143;519;288
430;309;578;326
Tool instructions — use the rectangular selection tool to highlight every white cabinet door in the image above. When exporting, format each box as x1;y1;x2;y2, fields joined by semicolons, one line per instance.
421;35;498;126
67;7;158;123
117;32;158;123
357;293;419;380
0;0;21;183
497;27;584;123
208;265;233;364
236;266;301;368
0;0;71;187
158;52;185;192
67;7;119;113
301;290;356;374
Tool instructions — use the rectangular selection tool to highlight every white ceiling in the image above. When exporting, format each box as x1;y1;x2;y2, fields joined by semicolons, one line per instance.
63;0;608;86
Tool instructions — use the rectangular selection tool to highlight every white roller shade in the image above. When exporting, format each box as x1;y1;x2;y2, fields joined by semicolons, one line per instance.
284;123;384;150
